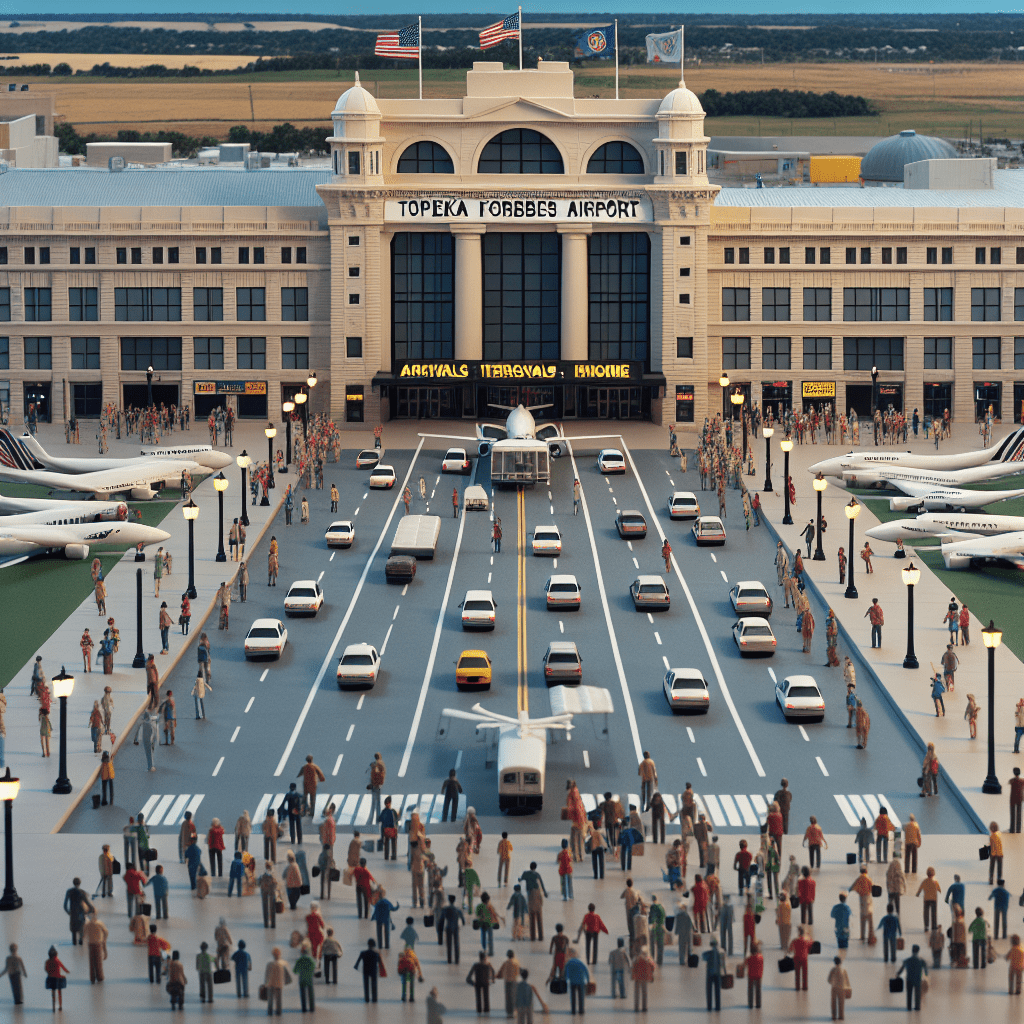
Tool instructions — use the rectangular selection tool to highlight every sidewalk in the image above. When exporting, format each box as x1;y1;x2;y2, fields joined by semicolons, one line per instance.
758;426;1024;835
4;420;284;839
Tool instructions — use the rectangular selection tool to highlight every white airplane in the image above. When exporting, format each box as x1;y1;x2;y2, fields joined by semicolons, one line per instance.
826;460;1024;495
0;429;231;473
867;512;1024;543
936;530;1024;571
810;425;1024;478
0;489;131;517
885;482;1024;513
0;459;207;501
0;515;170;563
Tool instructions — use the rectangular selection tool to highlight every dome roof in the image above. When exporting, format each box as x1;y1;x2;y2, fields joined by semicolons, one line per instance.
657;83;704;117
860;129;958;183
333;72;380;117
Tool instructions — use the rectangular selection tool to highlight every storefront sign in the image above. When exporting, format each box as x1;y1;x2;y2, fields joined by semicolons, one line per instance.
194;380;267;395
385;196;652;224
393;360;643;383
802;381;836;399
878;385;901;396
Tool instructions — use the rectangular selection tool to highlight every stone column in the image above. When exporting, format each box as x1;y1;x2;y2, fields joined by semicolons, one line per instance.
557;224;592;362
450;225;485;362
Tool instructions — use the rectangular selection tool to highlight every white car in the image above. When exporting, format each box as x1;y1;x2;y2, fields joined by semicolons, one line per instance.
369;465;396;489
441;448;471;475
532;525;562;556
732;616;777;656
356;449;381;469
692;515;727;546
544;574;581;610
597;449;626;474
775;675;826;722
325;520;354;548
244;618;288;660
668;491;700;521
284;580;324;617
460;589;496;631
630;575;670;610
663;667;711;713
729;581;773;617
337;643;381;690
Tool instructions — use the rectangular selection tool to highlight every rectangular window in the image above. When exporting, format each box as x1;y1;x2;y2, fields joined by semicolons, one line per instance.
843;287;910;322
724;248;735;265
24;337;52;369
281;247;292;264
761;287;790;322
861;247;871;265
70;246;81;265
70;337;100;369
72;382;102;419
348;294;360;305
927;247;937;265
674;151;686;175
68;287;98;322
971;287;1001;322
482;232;560;361
973;337;1001;369
211;247;222;265
168;247;179;264
0;337;7;369
679;267;690;277
393;232;455;361
678;294;690;304
282;336;309;370
348;151;361;175
236;287;266;322
131;247;142;265
675;384;695;423
805;246;815;265
0;288;9;322
193;337;224;370
676;336;693;359
115;287;182;322
193;287;223;322
346;336;363;358
842;337;905;371
0;246;7;265
152;247;163;265
296;247;307;264
779;247;790;264
942;247;953;265
1016;288;1024;322
761;336;791;370
738;247;749;265
802;337;832;370
923;337;953;370
976;246;986;265
119;337;182;371
722;337;751;370
348;236;360;247
1018;247;1024;265
349;266;360;278
254;247;265;265
803;287;831;322
236;337;266;370
763;247;775;265
1015;338;1024;370
196;247;207;264
346;385;365;423
679;236;691;246
24;247;35;265
846;247;856;265
281;287;308;322
897;247;907;264
39;247;50;265
238;247;250;265
882;247;892;265
991;247;1001;265
722;287;750;322
24;288;52;322
924;287;954;322
820;247;830;264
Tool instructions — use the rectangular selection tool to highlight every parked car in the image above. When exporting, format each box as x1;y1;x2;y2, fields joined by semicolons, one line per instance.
356;449;381;469
385;555;417;584
615;510;647;538
369;465;397;489
692;516;727;546
337;643;381;689
460;590;497;631
630;575;670;610
597;449;626;474
532;525;562;556
441;448;471;474
283;580;324;617
244;618;288;660
324;520;354;548
663;667;711;713
729;581;773;617
455;650;492;692
775;675;826;722
544;574;581;611
732;617;777;656
543;641;583;686
668;491;700;521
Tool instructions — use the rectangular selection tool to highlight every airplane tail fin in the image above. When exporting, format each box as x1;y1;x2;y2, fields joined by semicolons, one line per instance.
990;426;1024;464
0;428;44;471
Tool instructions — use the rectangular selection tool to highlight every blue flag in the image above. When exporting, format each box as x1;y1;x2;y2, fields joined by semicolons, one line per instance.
573;24;615;60
646;29;682;64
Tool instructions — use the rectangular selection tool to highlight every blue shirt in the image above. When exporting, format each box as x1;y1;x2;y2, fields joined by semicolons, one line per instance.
229;856;245;879
379;808;400;831
702;948;725;976
990;886;1010;912
831;902;852;932
878;913;901;938
185;844;203;869
899;955;927;985
372;898;399;926
564;958;589;987
231;950;251;973
945;882;964;911
146;873;169;898
931;677;945;699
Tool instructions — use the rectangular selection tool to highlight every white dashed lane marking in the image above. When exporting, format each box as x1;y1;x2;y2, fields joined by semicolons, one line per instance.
720;570;728;583
654;632;662;645
709;553;717;563
244;697;255;713
662;656;671;670
583;750;590;769
345;724;355;742
798;726;810;742
686;727;695;744
212;757;224;777
260;669;269;682
697;757;707;777
768;668;777;683
330;552;335;562
357;694;365;711
633;558;639;569
332;755;343;775
816;756;829;777
230;727;240;743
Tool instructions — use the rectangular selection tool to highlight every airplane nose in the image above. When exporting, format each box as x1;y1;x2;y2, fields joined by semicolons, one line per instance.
809;459;840;476
865;522;905;542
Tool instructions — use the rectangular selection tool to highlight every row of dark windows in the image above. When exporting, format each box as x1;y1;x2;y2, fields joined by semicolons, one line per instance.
722;287;1024;323
0;287;308;322
724;246;1024;266
0;246;308;266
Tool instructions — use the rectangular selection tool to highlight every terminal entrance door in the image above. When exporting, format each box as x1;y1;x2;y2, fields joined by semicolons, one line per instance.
581;387;644;420
395;387;461;420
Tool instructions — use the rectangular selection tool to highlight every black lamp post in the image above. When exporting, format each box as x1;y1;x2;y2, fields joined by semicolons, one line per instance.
901;561;920;669
183;498;198;600
731;388;748;464
780;435;794;525
295;391;308;444
51;666;75;795
981;620;1003;795
214;472;228;563
871;364;879;440
237;451;251;528
0;768;21;911
282;401;294;472
812;472;827;560
146;365;154;409
844;497;860;600
132;567;145;669
762;425;774;492
719;372;730;422
264;423;277;502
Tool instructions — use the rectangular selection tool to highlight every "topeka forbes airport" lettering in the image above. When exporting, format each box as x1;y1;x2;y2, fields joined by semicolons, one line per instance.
386;197;649;223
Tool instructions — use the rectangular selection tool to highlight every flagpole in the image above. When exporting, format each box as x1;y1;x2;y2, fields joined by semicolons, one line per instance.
679;25;685;85
518;6;523;70
614;19;619;99
418;15;423;99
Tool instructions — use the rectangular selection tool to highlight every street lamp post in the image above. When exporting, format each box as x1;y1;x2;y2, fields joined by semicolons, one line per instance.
901;561;921;669
731;389;747;464
871;364;879;433
812;472;827;560
844;497;861;600
281;401;294;471
719;372;730;421
780;435;794;525
51;666;75;795
236;451;251;528
294;391;308;442
981;621;1003;794
183;498;199;600
146;365;154;409
132;568;145;669
762;425;774;492
264;424;277;502
0;768;21;910
214;472;228;563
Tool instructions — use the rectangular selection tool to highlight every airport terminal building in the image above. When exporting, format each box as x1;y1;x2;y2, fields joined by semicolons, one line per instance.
0;61;1023;429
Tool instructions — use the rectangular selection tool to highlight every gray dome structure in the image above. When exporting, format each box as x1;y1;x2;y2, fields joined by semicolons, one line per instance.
860;129;958;184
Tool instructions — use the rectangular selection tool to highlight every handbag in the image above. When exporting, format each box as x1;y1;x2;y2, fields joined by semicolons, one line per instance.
688;953;699;968
259;985;268;1001
721;973;734;990
311;866;320;878
809;941;821;955
343;868;354;886
979;845;991;861
896;938;905;950
330;868;341;882
633;843;645;857
472;919;481;930
300;884;310;896
213;969;231;985
778;956;795;973
868;932;877;946
846;853;857;865
735;962;745;979
889;977;904;993
112;859;121;875
140;903;153;917
560;807;570;821
549;978;567;995
665;916;675;933
843;987;852;999
790;893;801;908
275;900;284;913
693;931;702;947
424;915;435;928
916;777;924;788
585;982;597;996
871;885;883;898
384;827;398;840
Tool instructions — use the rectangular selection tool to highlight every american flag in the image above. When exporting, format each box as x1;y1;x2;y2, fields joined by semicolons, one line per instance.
375;23;420;59
479;11;520;49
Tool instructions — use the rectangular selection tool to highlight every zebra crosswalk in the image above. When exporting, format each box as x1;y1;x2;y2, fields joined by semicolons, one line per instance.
252;792;469;829
138;793;205;829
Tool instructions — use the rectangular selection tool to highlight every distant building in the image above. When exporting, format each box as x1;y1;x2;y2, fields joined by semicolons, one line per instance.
0;84;57;168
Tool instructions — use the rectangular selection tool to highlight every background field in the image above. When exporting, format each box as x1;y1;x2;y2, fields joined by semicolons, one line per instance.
32;61;1023;141
0;52;256;72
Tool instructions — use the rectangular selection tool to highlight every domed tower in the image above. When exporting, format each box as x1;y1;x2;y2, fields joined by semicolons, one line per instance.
329;72;385;185
653;70;709;185
859;129;958;186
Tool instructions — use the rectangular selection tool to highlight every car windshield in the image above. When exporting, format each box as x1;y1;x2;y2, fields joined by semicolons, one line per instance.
738;589;765;599
639;585;666;594
549;583;577;593
248;627;279;639
745;625;774;637
289;588;317;598
702;523;724;533
358;451;376;459
622;516;645;525
374;468;394;476
536;529;558;539
604;454;623;462
788;685;820;698
329;523;351;532
341;654;374;666
674;677;707;689
464;600;493;611
459;657;489;669
548;653;580;664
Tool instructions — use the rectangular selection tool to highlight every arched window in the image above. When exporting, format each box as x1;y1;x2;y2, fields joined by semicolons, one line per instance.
587;141;645;174
478;129;563;174
397;141;454;174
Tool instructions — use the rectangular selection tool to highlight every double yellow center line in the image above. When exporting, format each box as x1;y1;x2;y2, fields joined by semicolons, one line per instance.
516;487;529;715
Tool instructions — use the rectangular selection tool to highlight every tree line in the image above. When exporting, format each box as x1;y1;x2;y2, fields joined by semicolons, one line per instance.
700;89;875;119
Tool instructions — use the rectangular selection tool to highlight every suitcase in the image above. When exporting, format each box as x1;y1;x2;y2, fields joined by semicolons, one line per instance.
259;985;268;1001
735;962;745;979
721;974;734;990
140;903;152;917
330;868;341;882
585;982;597;996
688;954;699;968
693;931;702;946
275;900;284;913
778;956;795;973
846;853;857;865
809;941;822;955
424;915;434;928
213;969;231;985
871;885;883;898
549;978;567;995
979;845;991;861
889;977;904;993
896;938;905;951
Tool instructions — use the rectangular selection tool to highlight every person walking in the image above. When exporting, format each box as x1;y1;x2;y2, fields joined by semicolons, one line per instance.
865;598;884;647
850;864;875;941
440;768;463;822
259;862;279;929
268;545;279;586
638;751;658;812
95;575;107;617
801;519;815;559
132;710;157;772
878;903;902;962
264;946;292;1015
354;939;384;1004
98;751;114;806
860;541;874;574
827;956;851;1021
661;538;672;573
452;487;459;519
632;944;656;1013
943;601;960;646
153;547;164;597
1;943;27;1005
191;673;211;719
44;945;70;1012
300;496;310;524
64;877;94;946
573;479;581;516
896;944;929;1010
964;692;979;740
238;561;248;603
775;541;790;587
803;816;827;869
930;674;946;718
916;867;941;931
801;605;815;653
493;518;502;553
467;951;496;1014
80;628;94;673
298;754;325;818
283;850;303;910
942;644;959;692
959;603;971;645
146;864;169;919
788;926;811;992
293;941;316;1013
702;935;724;1012
206;818;226;877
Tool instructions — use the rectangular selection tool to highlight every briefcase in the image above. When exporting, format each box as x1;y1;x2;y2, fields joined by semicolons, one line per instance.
549;978;567;995
721;974;734;990
871;885;883;898
632;843;645;857
778;956;795;973
688;953;699;968
735;962;745;979
300;884;310;895
665;916;675;933
585;982;597;996
140;903;152;917
330;868;341;882
275;900;284;913
809;941;821;955
889;977;904;993
846;853;857;865
258;985;268;1001
213;969;231;985
979;845;991;861
112;859;121;875
896;938;905;950
144;848;158;861
424;915;434;928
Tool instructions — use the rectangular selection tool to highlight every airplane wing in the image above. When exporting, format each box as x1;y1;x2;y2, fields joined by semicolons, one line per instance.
417;433;481;443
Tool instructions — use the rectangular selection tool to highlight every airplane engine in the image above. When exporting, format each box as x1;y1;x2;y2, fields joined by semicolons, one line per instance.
131;485;158;501
889;497;924;513
547;440;569;459
64;543;90;560
477;440;493;458
942;551;972;570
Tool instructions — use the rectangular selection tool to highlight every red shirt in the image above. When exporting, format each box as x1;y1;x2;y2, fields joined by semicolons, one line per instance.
148;933;170;957
692;880;709;914
767;812;783;837
745;954;764;980
582;912;608;935
207;825;225;852
797;877;816;904
791;937;811;964
125;868;146;897
352;865;375;893
734;850;753;873
558;849;573;876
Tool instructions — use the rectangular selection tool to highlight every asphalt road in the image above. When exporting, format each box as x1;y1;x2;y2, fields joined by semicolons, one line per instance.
64;443;976;841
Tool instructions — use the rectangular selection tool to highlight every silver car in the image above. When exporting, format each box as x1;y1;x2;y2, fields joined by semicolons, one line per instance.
663;668;711;713
732;617;777;656
729;581;773;617
668;491;700;521
543;641;583;687
545;575;581;610
630;575;670;610
775;675;826;722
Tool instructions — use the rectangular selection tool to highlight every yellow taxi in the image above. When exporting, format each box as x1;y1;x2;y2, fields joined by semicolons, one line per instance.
455;650;493;692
